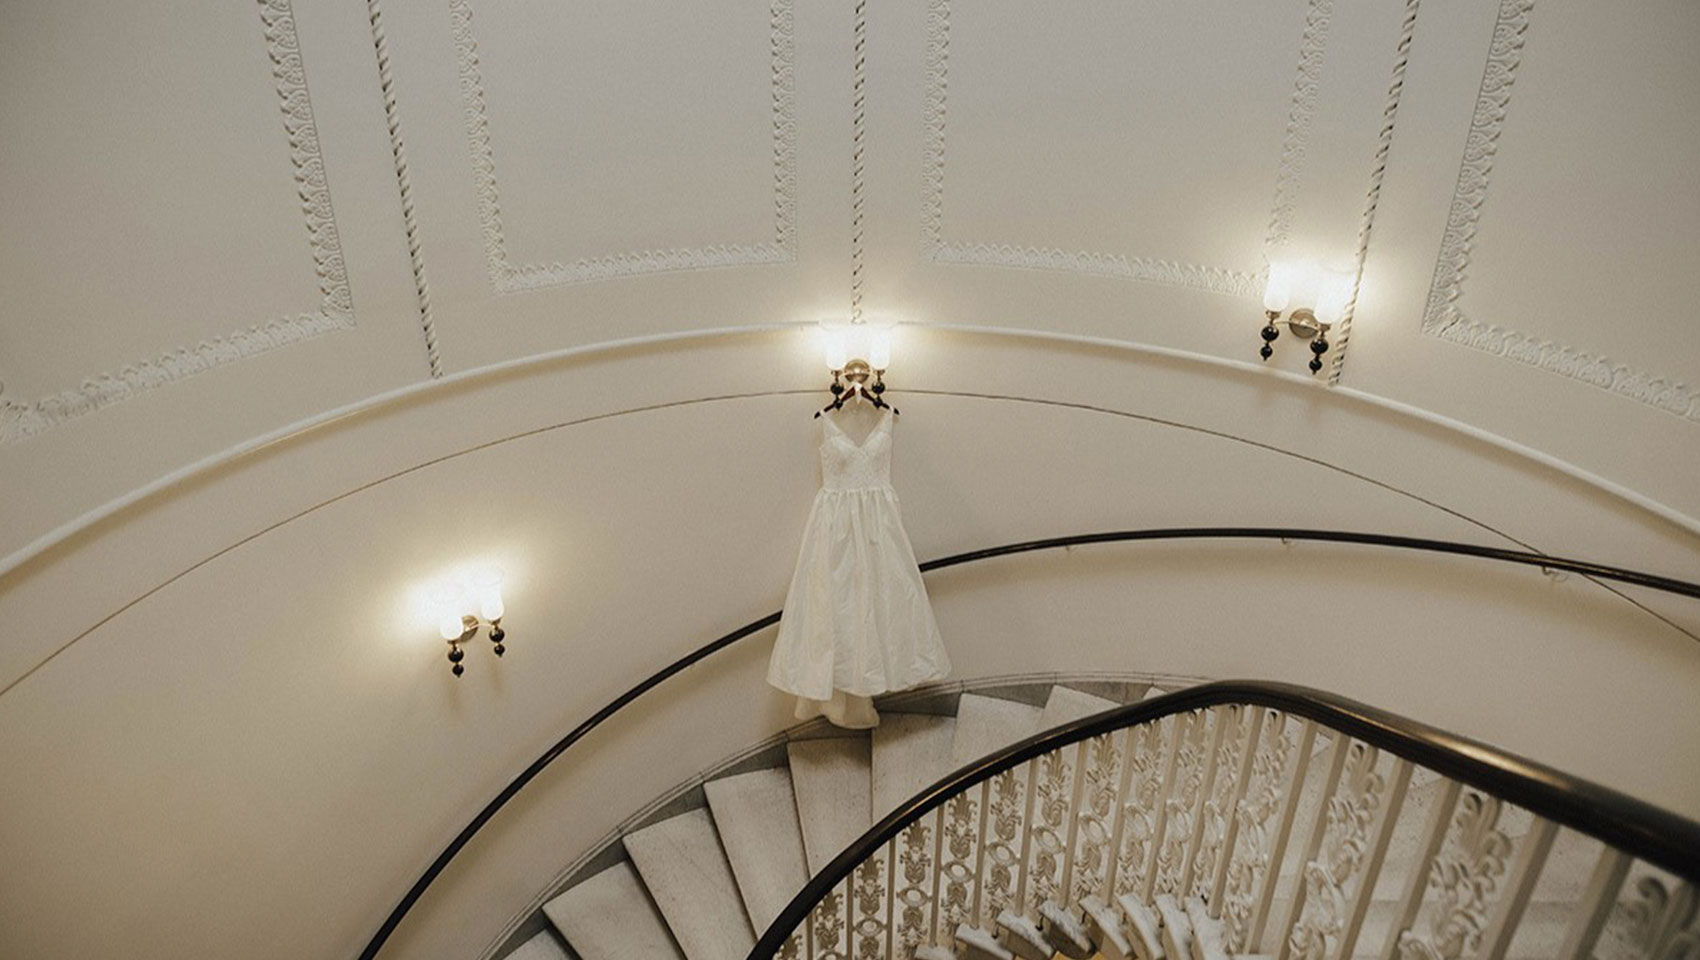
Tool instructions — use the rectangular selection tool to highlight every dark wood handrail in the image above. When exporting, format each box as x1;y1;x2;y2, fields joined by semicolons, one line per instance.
358;528;1700;960
749;680;1700;960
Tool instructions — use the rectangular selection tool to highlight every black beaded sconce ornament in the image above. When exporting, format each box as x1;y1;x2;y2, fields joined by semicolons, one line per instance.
815;358;899;418
445;614;508;677
1258;307;1333;376
1259;261;1349;376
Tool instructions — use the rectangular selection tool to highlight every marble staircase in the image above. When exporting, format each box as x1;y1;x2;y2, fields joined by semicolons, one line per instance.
495;678;1625;960
501;680;1130;960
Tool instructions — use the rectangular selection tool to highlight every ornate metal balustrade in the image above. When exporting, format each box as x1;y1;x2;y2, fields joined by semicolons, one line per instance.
751;683;1700;960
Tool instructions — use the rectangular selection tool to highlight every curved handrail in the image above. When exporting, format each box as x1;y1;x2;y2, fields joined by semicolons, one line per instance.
747;680;1700;960
358;528;1700;960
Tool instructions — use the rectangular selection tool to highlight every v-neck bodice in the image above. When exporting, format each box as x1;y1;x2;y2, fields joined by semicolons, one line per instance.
820;409;892;491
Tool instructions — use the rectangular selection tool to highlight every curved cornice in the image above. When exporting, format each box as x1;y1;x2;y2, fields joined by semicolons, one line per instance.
4;323;1695;589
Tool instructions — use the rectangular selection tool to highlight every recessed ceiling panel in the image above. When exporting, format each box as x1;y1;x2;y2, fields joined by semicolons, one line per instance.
0;0;340;400
930;0;1309;293
1425;0;1700;417
450;0;791;293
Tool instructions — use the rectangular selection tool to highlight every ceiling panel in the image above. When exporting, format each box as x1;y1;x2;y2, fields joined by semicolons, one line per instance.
934;0;1301;287
1424;0;1700;421
447;0;792;292
0;0;346;419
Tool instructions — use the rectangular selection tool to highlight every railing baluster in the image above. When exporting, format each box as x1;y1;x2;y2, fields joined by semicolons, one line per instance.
1209;706;1265;912
1336;757;1412;959
1022;735;1085;915
1476;816;1558;960
1072;727;1130;905
1100;726;1139;902
1057;738;1088;906
1141;711;1191;900
1378;778;1462;960
1012;758;1038;915
927;806;945;952
1272;730;1350;960
1248;718;1317;952
883;839;897;960
1555;847;1631;960
970;780;989;928
1179;705;1231;896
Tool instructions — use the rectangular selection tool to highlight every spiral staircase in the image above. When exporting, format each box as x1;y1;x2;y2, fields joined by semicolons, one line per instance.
498;679;1145;960
487;675;1695;960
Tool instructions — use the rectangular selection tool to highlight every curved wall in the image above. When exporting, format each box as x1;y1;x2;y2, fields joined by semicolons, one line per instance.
0;329;1696;960
6;1;1700;957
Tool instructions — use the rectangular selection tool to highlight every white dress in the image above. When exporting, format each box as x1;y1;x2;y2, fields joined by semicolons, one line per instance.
767;408;951;727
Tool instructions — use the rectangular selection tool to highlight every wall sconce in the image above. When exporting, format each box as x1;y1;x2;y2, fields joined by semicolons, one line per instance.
817;320;897;415
430;569;506;677
1259;260;1353;374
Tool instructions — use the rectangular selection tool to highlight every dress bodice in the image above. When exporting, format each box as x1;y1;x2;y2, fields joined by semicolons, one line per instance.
819;409;892;491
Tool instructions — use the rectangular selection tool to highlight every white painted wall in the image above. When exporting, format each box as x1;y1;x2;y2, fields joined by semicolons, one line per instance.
3;0;1699;956
0;330;1694;960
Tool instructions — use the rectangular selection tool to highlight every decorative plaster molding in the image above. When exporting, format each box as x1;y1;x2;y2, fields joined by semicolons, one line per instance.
367;0;442;379
1327;0;1420;384
920;0;1352;299
850;0;869;321
0;0;354;446
1266;0;1334;252
1422;0;1700;421
933;242;1261;298
449;0;798;296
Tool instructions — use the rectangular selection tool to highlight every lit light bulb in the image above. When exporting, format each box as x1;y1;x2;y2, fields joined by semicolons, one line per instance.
819;323;849;372
1263;260;1300;313
474;568;505;622
431;583;466;640
1314;268;1354;327
868;327;893;370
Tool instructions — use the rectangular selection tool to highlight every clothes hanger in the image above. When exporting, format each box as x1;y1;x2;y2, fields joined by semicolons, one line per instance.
815;358;900;418
814;378;899;418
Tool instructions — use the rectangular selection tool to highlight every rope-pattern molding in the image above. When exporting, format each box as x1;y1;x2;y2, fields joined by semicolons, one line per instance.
850;0;869;322
366;0;442;379
1327;0;1421;385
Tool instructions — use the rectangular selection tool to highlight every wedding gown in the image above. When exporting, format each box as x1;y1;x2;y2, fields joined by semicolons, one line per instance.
767;407;950;728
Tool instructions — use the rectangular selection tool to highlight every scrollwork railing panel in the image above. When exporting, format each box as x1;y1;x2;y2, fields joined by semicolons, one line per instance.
1070;728;1131;905
754;685;1700;960
1221;709;1296;950
892;811;939;959
1284;741;1391;960
978;760;1032;925
1112;715;1171;900
1023;740;1083;914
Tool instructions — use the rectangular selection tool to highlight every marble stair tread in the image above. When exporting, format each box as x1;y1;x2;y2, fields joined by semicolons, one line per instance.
544;861;684;960
703;768;811;932
788;736;873;875
1037;686;1120;729
623;808;755;960
872;713;959;819
509;930;573;960
948;694;1044;770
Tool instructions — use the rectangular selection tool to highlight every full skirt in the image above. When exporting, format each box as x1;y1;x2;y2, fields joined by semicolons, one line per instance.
767;487;950;702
